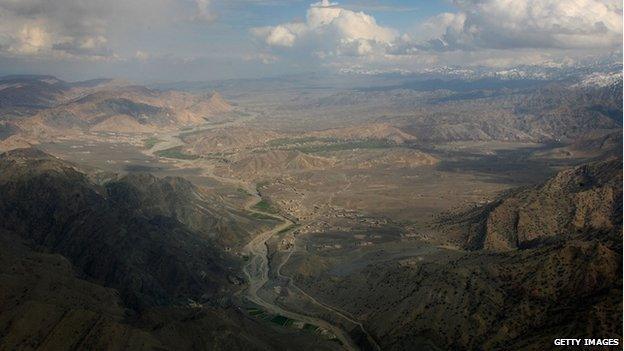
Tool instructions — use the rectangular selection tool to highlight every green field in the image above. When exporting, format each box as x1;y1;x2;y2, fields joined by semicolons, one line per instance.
155;146;199;160
267;137;337;147
294;140;396;154
143;137;164;149
246;308;266;317
252;199;278;214
250;212;281;221
302;323;319;332
237;188;251;196
270;315;294;327
266;137;396;153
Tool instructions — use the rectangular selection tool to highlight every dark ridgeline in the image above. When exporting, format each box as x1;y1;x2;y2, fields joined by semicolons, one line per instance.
0;148;330;350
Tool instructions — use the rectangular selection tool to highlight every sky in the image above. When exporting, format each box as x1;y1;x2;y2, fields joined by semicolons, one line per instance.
0;0;621;82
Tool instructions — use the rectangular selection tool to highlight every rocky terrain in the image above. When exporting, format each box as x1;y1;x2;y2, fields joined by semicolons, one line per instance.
284;158;622;351
0;75;69;117
535;131;622;159
0;148;333;351
0;75;232;141
243;73;622;144
218;150;336;179
0;148;235;306
446;158;622;251
0;67;621;351
335;148;438;169
289;234;621;351
308;123;416;144
27;86;231;133
182;127;281;154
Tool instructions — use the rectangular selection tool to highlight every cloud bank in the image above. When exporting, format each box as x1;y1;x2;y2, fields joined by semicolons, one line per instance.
426;0;623;51
0;0;215;61
0;0;114;60
0;0;621;80
252;0;623;69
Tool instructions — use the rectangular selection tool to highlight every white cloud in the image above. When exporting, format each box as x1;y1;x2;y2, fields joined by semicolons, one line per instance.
251;0;397;57
0;0;116;60
251;0;622;72
425;0;623;50
12;24;51;54
0;0;180;61
193;0;217;23
252;24;304;47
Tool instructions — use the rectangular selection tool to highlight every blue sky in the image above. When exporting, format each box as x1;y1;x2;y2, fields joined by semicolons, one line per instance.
0;0;620;82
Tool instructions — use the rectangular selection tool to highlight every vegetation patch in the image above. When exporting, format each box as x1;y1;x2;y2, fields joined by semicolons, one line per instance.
302;323;319;332
237;188;251;196
252;199;278;214
267;137;337;147
246;308;266;317
328;337;343;345
155;146;199;160
143;136;164;149
294;139;396;154
270;315;294;327
250;212;281;221
278;224;299;235
267;137;395;153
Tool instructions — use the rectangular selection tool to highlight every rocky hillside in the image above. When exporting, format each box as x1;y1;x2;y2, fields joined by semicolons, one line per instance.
0;230;326;350
446;158;622;251
0;148;234;307
334;148;438;169
0;75;69;116
308;123;416;144
290;234;621;351
399;84;622;143
106;172;272;248
287;158;622;350
0;75;231;137
535;131;622;159
221;150;335;179
26;86;231;133
286;78;622;144
182;127;281;154
0;148;329;350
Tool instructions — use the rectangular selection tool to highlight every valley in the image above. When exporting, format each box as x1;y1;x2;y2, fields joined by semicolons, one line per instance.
0;71;621;350
0;1;622;350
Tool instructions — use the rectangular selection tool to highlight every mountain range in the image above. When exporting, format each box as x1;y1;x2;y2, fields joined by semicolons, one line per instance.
0;75;231;138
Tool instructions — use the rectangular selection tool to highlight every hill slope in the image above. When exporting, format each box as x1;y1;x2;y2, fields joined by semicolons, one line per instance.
0;148;331;350
0;75;232;136
26;86;231;133
445;158;622;251
292;235;622;350
0;148;232;307
222;150;335;178
288;158;622;350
